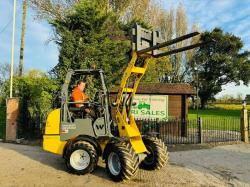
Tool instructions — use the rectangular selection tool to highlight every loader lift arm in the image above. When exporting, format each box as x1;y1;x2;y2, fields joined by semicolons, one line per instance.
114;23;202;153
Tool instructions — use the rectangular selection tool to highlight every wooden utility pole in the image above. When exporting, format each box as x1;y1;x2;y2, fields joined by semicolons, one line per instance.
10;0;17;98
18;0;27;77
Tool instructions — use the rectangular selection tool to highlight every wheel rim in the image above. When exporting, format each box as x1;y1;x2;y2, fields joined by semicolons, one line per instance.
108;152;121;176
70;149;90;170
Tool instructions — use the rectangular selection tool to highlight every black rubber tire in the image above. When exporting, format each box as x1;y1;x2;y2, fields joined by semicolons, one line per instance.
105;141;139;182
140;136;168;170
64;141;98;175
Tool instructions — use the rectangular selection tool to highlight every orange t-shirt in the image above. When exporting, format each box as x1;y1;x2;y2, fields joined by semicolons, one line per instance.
71;87;89;107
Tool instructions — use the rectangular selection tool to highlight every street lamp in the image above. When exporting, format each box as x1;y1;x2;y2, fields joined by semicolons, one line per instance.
194;67;199;119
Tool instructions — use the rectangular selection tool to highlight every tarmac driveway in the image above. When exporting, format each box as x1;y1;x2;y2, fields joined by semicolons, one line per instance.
0;142;249;186
170;143;250;186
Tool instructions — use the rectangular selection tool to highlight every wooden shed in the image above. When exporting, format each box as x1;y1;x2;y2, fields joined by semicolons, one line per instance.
109;83;195;137
109;83;195;120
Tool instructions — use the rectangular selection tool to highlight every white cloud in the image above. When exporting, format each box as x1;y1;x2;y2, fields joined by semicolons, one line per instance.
215;81;250;99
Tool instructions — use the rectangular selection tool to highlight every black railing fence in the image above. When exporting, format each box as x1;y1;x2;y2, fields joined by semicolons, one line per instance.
201;117;241;143
1;114;242;144
249;120;250;140
249;121;250;141
0;123;5;139
248;112;250;141
136;117;241;144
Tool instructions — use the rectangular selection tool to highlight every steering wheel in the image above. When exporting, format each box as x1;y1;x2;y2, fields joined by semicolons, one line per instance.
91;101;101;106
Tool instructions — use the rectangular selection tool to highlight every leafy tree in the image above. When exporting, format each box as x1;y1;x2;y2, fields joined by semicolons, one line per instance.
30;0;197;85
50;0;130;86
191;28;250;108
2;70;58;138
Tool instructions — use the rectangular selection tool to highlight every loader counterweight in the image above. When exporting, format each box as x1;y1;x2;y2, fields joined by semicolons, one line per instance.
43;109;66;155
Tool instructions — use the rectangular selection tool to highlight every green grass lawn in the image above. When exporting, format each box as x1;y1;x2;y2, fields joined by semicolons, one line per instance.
188;108;240;118
188;104;243;131
188;104;245;118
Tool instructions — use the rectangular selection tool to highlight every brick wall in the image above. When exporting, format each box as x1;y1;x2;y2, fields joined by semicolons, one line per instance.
6;98;19;141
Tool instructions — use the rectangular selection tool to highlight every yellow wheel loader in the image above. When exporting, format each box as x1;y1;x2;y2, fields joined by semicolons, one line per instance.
43;23;201;181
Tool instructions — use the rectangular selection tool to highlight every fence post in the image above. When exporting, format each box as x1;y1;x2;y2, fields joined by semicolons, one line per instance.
181;118;187;137
240;105;249;143
156;118;160;138
198;117;203;144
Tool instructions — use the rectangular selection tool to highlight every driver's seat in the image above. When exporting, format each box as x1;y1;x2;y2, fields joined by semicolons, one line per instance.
68;92;83;120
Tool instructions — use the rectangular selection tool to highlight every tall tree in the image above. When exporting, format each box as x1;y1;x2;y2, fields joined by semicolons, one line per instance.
19;0;27;76
191;28;250;108
107;0;132;14
173;4;187;82
186;24;200;63
184;23;200;83
50;0;130;86
30;0;195;85
120;0;150;22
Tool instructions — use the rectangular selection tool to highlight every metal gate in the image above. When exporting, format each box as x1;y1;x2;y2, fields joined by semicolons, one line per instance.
248;111;250;142
0;106;6;139
0;123;5;139
249;121;250;141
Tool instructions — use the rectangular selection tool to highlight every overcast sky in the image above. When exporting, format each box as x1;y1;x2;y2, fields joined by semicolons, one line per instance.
0;0;250;98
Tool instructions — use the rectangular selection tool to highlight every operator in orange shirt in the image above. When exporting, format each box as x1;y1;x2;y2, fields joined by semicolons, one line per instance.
71;80;89;108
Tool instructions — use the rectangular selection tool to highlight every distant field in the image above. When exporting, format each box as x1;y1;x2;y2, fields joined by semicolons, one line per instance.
188;104;248;119
188;104;245;131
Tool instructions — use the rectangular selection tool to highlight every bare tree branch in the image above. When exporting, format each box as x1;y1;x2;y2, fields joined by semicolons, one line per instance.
29;0;79;21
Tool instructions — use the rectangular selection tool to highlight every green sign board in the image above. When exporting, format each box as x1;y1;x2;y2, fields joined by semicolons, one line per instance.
131;94;168;120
